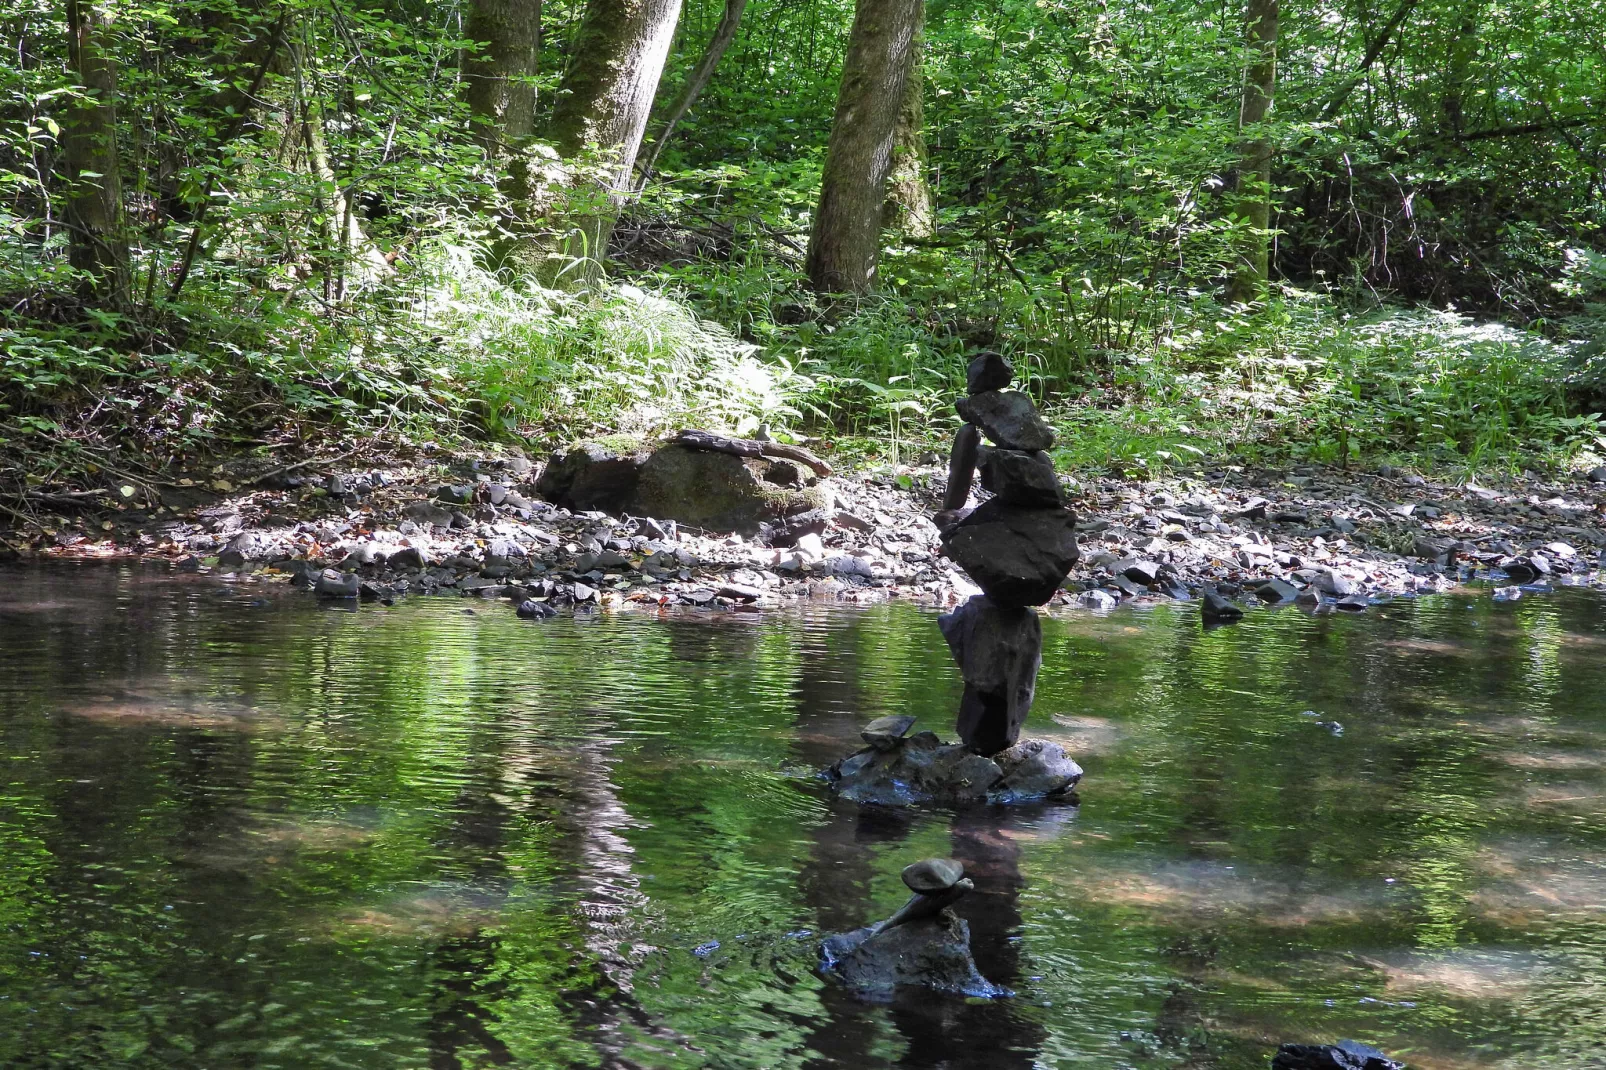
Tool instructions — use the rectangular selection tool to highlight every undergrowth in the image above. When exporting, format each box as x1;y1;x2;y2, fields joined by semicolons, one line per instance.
3;222;1603;510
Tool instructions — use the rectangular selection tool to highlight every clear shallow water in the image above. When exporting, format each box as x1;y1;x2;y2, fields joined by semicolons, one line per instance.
3;565;1606;1068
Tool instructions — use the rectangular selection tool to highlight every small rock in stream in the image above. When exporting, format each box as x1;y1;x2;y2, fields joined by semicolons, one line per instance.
1272;1040;1404;1070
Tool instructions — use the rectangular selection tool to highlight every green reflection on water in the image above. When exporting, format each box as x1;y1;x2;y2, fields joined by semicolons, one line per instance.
3;564;1606;1068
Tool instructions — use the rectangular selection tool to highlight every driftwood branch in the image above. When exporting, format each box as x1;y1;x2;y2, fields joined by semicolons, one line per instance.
674;429;833;476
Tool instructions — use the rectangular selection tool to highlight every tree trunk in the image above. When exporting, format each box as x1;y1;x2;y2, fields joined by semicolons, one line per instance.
805;0;925;294
62;0;129;309
1225;0;1277;305
542;0;684;284
882;25;932;238
461;0;542;149
634;0;748;187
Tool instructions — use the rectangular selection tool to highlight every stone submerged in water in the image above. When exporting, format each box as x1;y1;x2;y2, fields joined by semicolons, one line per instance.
825;731;1003;805
940;498;1079;608
1272;1040;1404;1070
978;447;1063;507
939;594;1042;755
821;914;1008;1000
954;390;1057;452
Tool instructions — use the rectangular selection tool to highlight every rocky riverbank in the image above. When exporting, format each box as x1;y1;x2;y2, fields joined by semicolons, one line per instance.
5;445;1606;616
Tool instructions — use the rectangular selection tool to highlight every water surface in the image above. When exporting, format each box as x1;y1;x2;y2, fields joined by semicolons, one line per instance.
3;563;1606;1068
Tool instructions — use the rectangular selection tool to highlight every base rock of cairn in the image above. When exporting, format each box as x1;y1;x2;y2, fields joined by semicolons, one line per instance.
821;913;1008;1000
825;720;1082;806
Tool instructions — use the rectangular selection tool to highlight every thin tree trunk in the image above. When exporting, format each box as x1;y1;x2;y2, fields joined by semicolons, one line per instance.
63;0;129;309
634;0;748;187
462;0;542;150
805;0;925;294
541;0;684;284
1225;0;1277;305
882;25;932;238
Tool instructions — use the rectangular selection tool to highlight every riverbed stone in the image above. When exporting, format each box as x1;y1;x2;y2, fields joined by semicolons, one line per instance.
938;594;1042;754
978;447;1063;507
314;569;360;598
954;390;1056;451
821;914;1008;999
825;730;1004;805
940;498;1079;607
1271;1040;1404;1070
991;739;1082;800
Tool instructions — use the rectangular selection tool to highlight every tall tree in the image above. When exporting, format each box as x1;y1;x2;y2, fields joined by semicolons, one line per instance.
634;0;748;187
62;0;128;308
1225;0;1277;305
882;27;932;238
805;0;925;293
461;0;541;149
542;0;683;282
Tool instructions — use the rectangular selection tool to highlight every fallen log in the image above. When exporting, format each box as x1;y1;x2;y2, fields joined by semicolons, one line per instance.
674;429;832;477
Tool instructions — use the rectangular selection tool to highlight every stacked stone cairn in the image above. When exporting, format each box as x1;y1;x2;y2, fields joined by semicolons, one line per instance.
824;353;1083;806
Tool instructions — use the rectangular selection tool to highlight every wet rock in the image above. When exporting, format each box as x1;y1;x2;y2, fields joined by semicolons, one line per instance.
954;390;1056;451
359;580;395;604
516;599;557;619
940;498;1079;607
966;351;1013;394
1335;592;1370;612
978;447;1063;507
1272;1040;1404;1070
825;731;1003;805
387;546;426;570
862;715;917;751
535;441;647;513
821;914;1007;999
1117;558;1161;585
633;445;828;534
991;739;1082;800
314;569;360;599
1589;465;1606;484
1499;555;1549;583
939;595;1042;755
1255;578;1301;604
1201;588;1243;622
1080;589;1118;610
944;423;981;510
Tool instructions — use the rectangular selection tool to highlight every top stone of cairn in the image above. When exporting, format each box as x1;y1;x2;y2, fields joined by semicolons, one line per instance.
966;351;1013;395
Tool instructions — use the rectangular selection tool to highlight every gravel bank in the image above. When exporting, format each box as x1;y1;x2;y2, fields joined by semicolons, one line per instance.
6;451;1605;615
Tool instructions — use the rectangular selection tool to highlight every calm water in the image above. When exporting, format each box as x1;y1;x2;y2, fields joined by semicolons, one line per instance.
3;564;1606;1069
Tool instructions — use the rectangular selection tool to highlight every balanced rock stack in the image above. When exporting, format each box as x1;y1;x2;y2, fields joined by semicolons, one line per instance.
938;353;1078;755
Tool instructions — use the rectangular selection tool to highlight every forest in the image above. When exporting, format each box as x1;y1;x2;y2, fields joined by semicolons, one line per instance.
1;0;1604;500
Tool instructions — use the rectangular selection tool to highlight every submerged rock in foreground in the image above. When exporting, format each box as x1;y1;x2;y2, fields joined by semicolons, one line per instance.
820;914;1008;1000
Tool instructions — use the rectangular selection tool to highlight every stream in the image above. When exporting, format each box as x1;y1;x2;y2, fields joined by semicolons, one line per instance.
2;561;1605;1068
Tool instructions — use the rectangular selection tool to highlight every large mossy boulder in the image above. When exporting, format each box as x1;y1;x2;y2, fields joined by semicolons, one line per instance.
632;444;830;533
535;439;648;513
